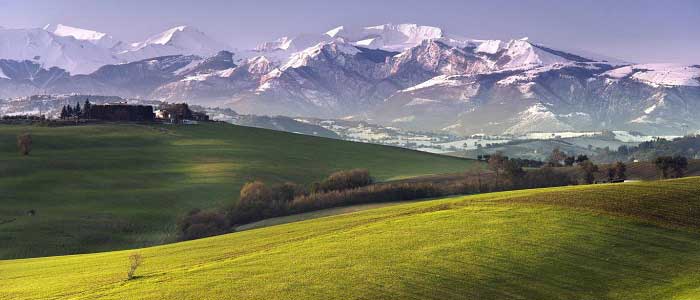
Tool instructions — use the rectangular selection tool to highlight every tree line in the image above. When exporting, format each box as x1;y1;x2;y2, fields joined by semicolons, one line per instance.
177;166;577;241
541;147;689;181
176;149;693;241
60;99;92;119
655;156;689;179
598;135;700;162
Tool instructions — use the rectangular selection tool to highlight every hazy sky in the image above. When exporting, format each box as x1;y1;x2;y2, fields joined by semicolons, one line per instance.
0;0;698;63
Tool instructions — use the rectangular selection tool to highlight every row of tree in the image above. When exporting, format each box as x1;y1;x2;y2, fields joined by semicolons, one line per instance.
178;169;375;240
60;100;92;119
177;150;693;241
477;154;544;168
597;135;700;162
177;165;580;241
487;151;611;184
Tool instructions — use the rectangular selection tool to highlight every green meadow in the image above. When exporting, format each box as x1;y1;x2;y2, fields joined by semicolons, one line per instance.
0;123;480;259
1;177;699;300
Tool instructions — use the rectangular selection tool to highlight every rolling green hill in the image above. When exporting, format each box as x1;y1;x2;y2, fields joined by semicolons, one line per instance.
2;178;699;300
0;123;480;259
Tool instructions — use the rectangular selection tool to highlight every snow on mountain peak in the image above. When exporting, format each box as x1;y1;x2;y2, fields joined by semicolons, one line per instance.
325;26;345;38
0;26;120;74
499;39;573;69
474;40;504;54
256;34;329;52
45;24;107;41
120;25;230;62
281;39;359;70
43;23;121;49
142;25;191;46
603;63;700;87
326;23;444;51
0;24;229;74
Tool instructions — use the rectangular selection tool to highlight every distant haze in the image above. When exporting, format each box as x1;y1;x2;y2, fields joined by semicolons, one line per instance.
0;0;698;64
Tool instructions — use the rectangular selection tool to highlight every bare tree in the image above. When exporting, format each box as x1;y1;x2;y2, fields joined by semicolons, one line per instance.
17;134;32;155
126;253;143;280
488;152;507;176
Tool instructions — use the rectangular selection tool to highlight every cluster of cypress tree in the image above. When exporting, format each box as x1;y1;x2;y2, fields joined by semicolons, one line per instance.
60;99;91;119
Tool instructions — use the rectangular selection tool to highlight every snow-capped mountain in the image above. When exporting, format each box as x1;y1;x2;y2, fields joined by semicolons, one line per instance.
0;24;230;74
118;26;231;62
0;22;698;135
44;24;122;49
326;24;446;51
0;27;120;74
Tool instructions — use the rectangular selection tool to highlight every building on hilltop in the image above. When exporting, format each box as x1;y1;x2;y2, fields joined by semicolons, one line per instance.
87;104;155;122
156;103;210;124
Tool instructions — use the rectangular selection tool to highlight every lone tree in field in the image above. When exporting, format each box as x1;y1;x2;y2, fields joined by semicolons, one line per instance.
126;253;143;280
579;160;599;184
17;133;32;155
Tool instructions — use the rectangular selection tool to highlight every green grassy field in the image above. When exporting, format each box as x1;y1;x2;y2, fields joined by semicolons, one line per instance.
0;123;480;259
2;177;699;300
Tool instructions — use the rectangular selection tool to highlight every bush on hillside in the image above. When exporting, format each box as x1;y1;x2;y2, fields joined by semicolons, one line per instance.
292;182;447;212
311;169;373;193
177;209;229;241
228;181;302;225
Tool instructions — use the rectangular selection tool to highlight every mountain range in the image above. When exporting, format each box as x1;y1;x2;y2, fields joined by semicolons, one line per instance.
0;23;698;135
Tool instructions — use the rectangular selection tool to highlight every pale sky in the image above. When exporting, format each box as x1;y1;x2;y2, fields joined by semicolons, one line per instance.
0;0;698;63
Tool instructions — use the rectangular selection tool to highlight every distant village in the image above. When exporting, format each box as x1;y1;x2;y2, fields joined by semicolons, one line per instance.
2;99;211;125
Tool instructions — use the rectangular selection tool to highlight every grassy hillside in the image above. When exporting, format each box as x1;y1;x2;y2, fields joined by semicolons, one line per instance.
2;178;699;300
0;123;479;259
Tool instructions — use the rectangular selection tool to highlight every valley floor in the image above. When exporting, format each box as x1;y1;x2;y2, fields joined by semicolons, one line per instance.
2;177;699;300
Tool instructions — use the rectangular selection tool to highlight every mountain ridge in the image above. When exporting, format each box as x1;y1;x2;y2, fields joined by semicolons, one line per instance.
0;23;697;135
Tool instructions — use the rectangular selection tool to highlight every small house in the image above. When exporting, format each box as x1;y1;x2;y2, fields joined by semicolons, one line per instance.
157;103;210;124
